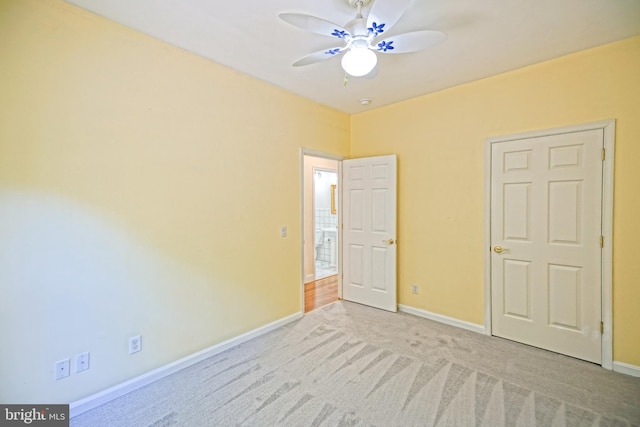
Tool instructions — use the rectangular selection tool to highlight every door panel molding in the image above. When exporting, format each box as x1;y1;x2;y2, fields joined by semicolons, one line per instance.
484;120;614;369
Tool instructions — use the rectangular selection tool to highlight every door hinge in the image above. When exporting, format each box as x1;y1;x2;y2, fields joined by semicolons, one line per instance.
600;322;604;334
601;148;605;161
600;236;604;248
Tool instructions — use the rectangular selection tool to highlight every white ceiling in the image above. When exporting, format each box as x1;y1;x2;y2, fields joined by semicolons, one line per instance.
65;0;640;114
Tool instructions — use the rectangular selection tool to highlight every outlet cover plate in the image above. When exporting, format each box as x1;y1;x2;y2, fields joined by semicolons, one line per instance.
129;335;142;354
76;352;90;373
55;358;70;380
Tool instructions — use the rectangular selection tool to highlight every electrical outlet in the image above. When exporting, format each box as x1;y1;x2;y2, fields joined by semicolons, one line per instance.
55;358;70;380
129;335;142;354
76;352;90;373
411;284;419;295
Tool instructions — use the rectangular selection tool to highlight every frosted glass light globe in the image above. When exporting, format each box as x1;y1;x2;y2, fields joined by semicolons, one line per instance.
341;46;377;77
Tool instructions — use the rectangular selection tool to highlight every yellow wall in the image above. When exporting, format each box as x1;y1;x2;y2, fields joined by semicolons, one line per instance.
0;0;350;403
351;36;640;367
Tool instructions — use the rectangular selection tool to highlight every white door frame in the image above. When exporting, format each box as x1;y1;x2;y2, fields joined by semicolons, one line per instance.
300;148;345;311
483;120;615;369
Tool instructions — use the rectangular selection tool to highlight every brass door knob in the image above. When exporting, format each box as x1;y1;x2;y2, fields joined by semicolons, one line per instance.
494;246;504;253
383;239;396;245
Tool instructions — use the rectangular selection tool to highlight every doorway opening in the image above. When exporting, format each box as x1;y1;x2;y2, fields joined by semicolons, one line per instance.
313;168;338;280
302;151;342;313
300;150;399;314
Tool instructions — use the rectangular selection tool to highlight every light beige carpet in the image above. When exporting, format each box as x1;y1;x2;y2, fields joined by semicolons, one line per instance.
71;301;640;426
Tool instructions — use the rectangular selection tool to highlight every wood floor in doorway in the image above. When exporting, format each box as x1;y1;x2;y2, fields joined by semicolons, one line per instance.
304;275;338;313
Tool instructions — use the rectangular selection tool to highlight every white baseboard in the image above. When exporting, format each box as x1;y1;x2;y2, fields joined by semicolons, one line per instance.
398;306;640;377
70;311;303;418
398;304;486;335
613;361;640;378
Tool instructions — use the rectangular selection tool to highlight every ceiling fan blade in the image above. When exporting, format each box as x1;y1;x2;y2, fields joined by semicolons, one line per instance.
292;47;345;67
366;0;411;36
376;30;446;54
279;13;351;40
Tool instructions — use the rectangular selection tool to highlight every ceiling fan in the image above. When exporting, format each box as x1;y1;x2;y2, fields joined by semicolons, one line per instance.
279;0;446;78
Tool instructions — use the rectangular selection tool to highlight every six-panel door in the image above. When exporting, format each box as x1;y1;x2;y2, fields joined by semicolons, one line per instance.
490;130;603;363
342;155;397;312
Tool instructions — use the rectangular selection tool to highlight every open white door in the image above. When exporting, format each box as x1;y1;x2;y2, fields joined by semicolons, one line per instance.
342;155;397;312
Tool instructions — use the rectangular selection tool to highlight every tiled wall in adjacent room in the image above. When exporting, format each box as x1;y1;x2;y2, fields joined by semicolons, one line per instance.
314;208;337;262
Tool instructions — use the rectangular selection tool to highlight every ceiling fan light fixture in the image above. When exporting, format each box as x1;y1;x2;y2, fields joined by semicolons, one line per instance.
280;0;447;81
341;46;377;77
